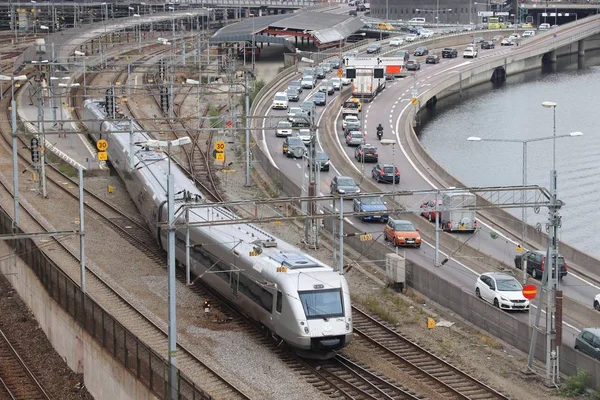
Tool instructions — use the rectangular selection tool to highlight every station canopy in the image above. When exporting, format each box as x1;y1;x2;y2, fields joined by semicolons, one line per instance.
209;11;365;50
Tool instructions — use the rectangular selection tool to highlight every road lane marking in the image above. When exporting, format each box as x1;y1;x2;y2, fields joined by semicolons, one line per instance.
433;61;472;76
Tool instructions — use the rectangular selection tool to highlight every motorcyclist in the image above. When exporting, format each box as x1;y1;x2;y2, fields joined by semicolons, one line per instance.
376;123;384;139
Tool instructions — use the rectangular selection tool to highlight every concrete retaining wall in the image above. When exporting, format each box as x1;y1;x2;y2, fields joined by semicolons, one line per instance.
248;22;600;387
0;241;156;400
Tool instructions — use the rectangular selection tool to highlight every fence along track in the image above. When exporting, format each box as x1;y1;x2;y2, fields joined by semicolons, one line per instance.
0;69;250;400
0;328;51;400
1;71;166;265
352;308;510;400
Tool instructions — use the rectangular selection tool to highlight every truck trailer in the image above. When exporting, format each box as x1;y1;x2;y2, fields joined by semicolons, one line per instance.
351;67;385;102
441;192;477;233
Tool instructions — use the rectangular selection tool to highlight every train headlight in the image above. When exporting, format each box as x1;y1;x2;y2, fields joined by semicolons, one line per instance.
304;326;310;334
346;323;350;331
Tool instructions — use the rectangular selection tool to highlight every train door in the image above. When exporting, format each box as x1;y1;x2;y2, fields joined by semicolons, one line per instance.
230;271;239;296
273;291;283;328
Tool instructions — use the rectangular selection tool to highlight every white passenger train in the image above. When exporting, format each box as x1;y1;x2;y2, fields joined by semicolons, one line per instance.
81;99;352;357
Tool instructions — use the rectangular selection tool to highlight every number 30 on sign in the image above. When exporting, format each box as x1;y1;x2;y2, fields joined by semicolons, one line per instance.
214;141;226;152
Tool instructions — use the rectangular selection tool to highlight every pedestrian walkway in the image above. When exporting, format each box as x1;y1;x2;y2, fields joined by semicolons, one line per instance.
16;84;109;175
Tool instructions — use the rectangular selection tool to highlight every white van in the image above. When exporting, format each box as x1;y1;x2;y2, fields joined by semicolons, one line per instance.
408;17;426;25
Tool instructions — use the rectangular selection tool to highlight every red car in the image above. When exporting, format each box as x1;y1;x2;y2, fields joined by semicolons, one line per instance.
420;200;442;222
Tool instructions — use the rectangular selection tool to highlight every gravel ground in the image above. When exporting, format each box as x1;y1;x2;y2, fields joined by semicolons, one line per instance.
213;135;568;400
0;271;94;399
0;50;568;400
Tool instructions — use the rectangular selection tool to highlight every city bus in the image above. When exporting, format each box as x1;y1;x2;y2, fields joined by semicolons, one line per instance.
487;17;507;29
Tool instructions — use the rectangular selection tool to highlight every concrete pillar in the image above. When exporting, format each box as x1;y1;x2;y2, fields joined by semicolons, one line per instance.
578;39;585;57
547;50;557;63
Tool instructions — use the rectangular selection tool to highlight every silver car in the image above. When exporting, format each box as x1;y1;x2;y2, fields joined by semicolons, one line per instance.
346;131;364;146
330;176;360;195
276;120;293;137
301;75;316;89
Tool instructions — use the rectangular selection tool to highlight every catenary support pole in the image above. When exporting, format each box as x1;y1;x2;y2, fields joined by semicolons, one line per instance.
129;119;135;170
185;207;191;285
11;100;19;229
244;72;251;186
167;171;178;399
79;166;86;292
339;197;344;275
435;190;440;266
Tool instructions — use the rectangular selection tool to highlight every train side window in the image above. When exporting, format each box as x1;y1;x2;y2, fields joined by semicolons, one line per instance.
276;291;283;313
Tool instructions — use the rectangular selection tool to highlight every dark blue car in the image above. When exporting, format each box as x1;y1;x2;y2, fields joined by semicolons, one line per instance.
353;197;389;222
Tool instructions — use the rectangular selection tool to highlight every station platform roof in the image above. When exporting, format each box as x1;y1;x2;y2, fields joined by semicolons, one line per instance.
209;12;365;49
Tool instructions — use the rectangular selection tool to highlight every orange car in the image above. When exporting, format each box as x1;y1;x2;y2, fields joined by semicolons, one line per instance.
384;219;421;248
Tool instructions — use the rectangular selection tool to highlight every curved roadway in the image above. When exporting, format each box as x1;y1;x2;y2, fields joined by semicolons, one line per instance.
259;22;600;349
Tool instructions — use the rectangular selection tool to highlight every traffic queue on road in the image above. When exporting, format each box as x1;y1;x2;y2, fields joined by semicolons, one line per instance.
264;15;600;368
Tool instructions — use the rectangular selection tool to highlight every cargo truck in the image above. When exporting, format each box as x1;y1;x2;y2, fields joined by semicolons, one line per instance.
351;67;386;102
441;192;477;233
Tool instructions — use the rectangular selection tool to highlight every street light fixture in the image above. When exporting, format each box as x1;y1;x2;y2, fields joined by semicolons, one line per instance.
137;136;191;400
467;130;583;284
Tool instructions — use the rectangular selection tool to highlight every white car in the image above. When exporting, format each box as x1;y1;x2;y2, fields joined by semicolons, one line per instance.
330;78;342;90
389;37;404;46
342;115;360;130
500;38;513;46
272;92;289;110
594;294;600;311
539;23;551;30
522;30;535;38
475;272;530;311
509;33;521;40
405;34;418;42
297;128;312;145
420;29;434;38
463;46;478;58
275;120;293;137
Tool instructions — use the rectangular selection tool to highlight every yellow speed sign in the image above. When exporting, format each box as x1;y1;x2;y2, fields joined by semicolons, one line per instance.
97;139;108;151
215;153;225;162
98;151;108;161
214;141;226;152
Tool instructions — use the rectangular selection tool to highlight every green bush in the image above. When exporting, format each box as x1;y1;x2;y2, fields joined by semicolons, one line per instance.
561;369;590;397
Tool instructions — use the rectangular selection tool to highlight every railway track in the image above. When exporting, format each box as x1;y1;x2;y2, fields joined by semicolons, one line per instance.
0;328;51;400
307;355;421;399
138;47;225;202
0;63;250;400
351;307;510;400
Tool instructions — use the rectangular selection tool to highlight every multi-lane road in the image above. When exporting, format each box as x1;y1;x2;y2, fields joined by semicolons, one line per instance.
258;31;600;349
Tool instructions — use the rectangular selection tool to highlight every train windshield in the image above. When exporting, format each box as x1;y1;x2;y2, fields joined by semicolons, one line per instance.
299;289;344;320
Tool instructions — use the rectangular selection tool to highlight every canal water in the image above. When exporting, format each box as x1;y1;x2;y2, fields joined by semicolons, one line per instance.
418;49;600;258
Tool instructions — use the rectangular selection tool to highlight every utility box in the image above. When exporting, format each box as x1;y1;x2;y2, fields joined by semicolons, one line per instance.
386;253;406;292
35;38;46;54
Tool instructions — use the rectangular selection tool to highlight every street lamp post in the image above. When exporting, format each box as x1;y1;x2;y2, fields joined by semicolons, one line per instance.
0;74;28;229
467;131;583;284
250;13;256;74
139;136;191;400
74;51;86;97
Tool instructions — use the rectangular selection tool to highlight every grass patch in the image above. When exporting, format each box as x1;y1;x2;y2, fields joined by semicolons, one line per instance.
560;370;590;397
208;105;223;129
360;292;399;325
477;334;503;350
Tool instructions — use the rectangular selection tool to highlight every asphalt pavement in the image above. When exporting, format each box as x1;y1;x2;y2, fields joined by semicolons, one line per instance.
256;34;600;349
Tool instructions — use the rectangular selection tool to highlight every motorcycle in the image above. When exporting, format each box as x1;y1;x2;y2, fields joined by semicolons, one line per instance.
376;129;383;140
